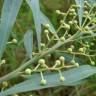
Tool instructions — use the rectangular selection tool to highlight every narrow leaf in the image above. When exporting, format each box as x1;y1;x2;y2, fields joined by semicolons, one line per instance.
26;0;58;49
24;30;33;59
75;0;84;26
1;65;96;95
26;0;41;50
0;0;22;59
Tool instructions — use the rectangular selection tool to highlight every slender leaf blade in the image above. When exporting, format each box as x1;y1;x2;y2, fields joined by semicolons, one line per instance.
0;0;22;59
26;0;41;50
0;65;96;95
75;0;84;26
24;30;33;59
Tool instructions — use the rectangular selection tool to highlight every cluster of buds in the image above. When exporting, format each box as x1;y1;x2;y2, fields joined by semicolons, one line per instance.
20;2;96;88
69;20;78;25
30;55;81;86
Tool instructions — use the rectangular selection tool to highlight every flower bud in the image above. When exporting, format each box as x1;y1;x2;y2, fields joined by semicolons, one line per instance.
71;60;75;64
91;61;95;65
86;44;90;48
74;63;79;67
2;81;8;87
25;68;32;75
44;29;49;34
38;59;45;65
79;48;84;52
67;48;72;53
72;12;77;16
40;79;47;85
55;60;61;65
12;39;17;44
85;26;89;31
40;43;45;47
84;0;88;4
84;11;88;15
72;5;80;8
69;8;75;13
45;24;50;28
56;10;61;14
60;37;65;42
60;20;64;24
1;59;6;64
59;56;65;62
69;21;73;25
73;20;78;24
64;24;70;30
90;42;94;46
60;76;65;82
70;45;75;49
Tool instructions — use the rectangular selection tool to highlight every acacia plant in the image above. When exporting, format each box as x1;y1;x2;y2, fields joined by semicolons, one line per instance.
0;0;96;95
